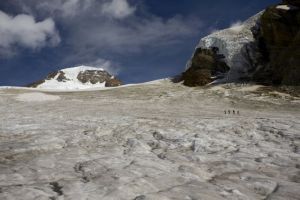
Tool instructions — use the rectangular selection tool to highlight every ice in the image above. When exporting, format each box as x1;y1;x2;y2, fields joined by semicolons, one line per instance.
0;80;299;199
187;12;264;82
15;92;61;102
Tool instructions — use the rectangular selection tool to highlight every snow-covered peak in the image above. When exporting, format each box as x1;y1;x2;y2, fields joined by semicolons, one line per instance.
186;12;263;82
28;65;122;90
61;65;104;73
57;65;104;83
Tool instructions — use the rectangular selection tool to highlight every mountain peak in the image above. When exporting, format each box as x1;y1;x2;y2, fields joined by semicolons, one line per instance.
27;65;122;90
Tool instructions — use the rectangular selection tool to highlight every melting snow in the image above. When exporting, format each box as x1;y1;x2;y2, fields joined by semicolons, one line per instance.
15;92;61;102
276;4;298;10
1;81;299;199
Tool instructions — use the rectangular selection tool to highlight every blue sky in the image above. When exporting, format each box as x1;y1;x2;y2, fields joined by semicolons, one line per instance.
0;0;280;86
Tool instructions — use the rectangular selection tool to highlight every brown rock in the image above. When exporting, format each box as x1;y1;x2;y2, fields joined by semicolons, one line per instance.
77;70;110;84
27;68;122;88
182;48;230;86
46;71;59;80
76;70;121;87
26;79;46;88
283;0;300;7
105;78;122;87
253;2;300;85
56;71;68;82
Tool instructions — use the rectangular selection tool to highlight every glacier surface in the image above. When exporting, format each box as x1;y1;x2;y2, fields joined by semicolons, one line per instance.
0;80;299;200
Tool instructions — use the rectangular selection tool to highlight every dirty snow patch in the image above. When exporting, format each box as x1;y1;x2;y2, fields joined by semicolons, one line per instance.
276;5;298;10
16;93;61;102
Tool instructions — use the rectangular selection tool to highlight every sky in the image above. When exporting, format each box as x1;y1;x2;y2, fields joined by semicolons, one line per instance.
0;0;280;86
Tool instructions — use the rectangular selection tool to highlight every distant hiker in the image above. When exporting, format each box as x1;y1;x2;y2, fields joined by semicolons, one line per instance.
224;110;227;114
233;110;235;115
228;110;231;114
237;110;240;115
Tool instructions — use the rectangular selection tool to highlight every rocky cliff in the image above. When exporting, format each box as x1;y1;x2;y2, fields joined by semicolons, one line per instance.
183;0;300;86
253;0;300;85
27;66;122;89
182;48;230;86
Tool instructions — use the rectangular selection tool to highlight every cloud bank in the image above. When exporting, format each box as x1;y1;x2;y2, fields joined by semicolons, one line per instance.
0;11;60;57
102;0;136;19
0;0;202;69
86;58;121;75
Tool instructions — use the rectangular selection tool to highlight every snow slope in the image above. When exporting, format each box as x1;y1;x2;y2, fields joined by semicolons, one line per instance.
187;12;263;82
0;78;168;93
0;80;299;200
35;65;107;90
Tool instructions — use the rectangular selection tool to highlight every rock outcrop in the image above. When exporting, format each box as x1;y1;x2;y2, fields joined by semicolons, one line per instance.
76;70;122;87
182;48;230;86
183;12;262;86
283;0;300;7
27;66;122;89
183;0;300;86
253;0;300;85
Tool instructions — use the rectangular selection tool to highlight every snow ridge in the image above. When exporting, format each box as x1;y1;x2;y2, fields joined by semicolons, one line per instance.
36;65;107;90
187;12;263;82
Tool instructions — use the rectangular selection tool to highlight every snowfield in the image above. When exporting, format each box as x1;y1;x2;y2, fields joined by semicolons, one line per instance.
15;92;61;102
35;66;107;90
0;80;299;200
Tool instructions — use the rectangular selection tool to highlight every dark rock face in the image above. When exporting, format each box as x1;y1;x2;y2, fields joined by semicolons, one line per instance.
27;71;70;87
26;71;58;87
56;71;68;82
253;1;300;85
27;69;122;88
46;71;59;80
77;70;122;86
26;79;46;88
283;0;300;7
182;0;300;87
105;78;122;87
182;48;230;86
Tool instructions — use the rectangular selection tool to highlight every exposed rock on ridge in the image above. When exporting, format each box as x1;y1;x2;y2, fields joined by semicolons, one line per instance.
183;12;263;86
182;0;300;86
76;70;122;87
252;0;300;85
182;47;230;86
27;66;122;89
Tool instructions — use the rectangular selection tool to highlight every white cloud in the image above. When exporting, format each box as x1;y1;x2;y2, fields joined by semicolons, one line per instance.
20;0;134;19
2;0;202;67
35;0;94;18
69;15;202;53
0;11;60;56
229;21;244;33
86;58;121;75
101;0;136;19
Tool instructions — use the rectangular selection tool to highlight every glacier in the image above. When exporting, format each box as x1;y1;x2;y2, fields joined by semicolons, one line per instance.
187;12;263;82
0;80;299;200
